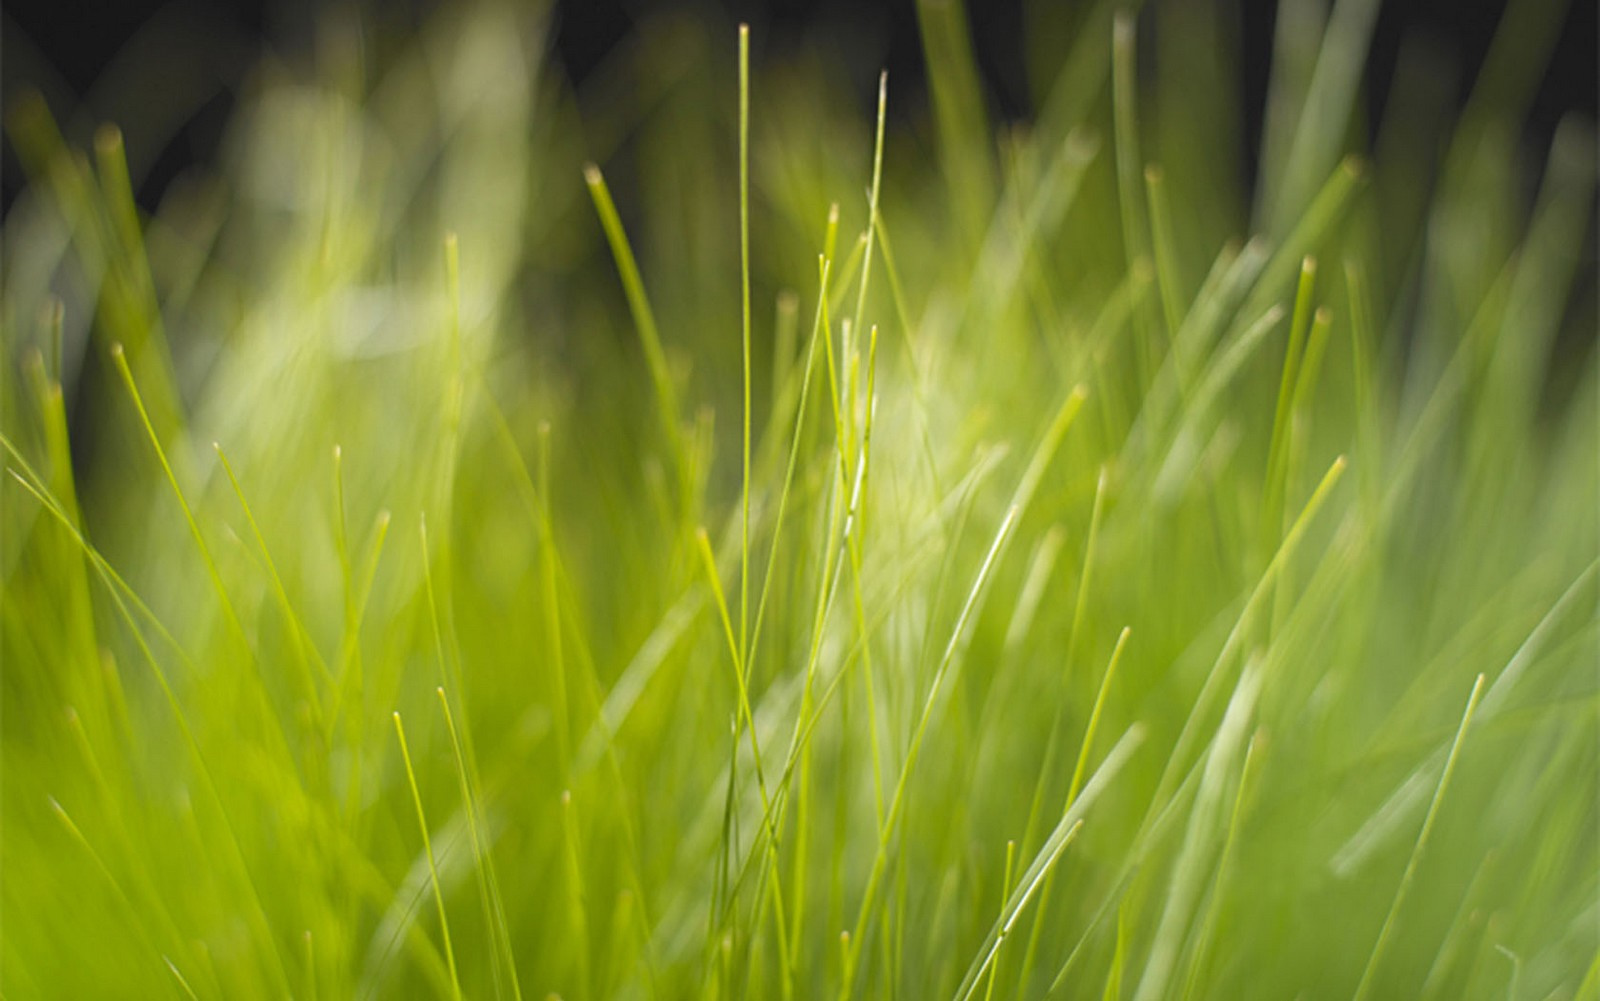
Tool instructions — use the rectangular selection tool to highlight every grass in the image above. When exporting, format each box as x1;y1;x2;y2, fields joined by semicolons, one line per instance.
2;0;1596;997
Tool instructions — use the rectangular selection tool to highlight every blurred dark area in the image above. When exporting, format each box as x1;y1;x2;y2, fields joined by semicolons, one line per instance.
2;0;1595;217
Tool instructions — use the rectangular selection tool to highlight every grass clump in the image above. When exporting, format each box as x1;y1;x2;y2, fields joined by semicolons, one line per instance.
2;0;1595;997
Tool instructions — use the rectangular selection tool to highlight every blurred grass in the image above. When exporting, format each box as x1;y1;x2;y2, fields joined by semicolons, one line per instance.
2;0;1596;998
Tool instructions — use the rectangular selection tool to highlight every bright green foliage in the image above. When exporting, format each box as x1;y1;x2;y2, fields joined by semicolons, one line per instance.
2;1;1595;998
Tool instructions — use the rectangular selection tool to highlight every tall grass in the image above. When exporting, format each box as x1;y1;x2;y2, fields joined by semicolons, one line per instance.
2;0;1595;997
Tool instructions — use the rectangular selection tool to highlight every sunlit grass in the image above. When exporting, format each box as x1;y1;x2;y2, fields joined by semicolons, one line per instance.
2;0;1596;998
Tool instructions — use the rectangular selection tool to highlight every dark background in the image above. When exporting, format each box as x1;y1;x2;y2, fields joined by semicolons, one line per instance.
3;0;1595;215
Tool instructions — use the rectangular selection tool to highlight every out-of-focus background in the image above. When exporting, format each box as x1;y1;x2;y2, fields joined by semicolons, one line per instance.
6;0;1595;489
4;0;1596;217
